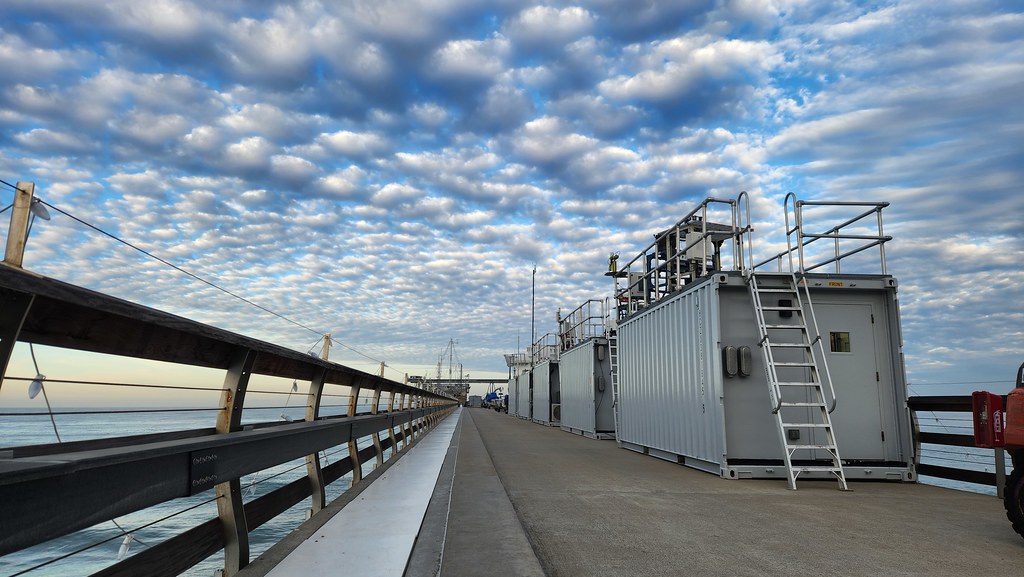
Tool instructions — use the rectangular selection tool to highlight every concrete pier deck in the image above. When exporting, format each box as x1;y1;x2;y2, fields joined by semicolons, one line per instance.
414;408;1024;577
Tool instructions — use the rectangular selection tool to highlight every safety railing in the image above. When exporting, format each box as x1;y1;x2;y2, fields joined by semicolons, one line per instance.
611;196;748;318
753;194;891;275
557;299;606;351
0;264;457;577
529;333;559;365
909;395;1016;497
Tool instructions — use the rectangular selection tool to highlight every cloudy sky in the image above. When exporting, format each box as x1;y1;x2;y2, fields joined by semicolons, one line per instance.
0;0;1021;395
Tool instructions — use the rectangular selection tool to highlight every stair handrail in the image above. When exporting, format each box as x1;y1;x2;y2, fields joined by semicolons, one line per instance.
783;192;802;273
748;274;784;413
736;191;752;276
790;269;839;414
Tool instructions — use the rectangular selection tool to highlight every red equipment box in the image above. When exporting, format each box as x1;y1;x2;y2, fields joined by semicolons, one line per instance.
1005;388;1024;448
972;391;1004;448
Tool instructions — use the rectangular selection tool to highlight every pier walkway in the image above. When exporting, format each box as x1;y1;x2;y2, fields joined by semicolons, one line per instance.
247;407;1024;576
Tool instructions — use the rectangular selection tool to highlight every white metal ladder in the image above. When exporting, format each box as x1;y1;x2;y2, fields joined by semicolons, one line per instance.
747;271;848;490
609;330;621;445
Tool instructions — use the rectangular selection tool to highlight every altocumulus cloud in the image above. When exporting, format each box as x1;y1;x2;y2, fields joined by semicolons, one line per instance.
0;0;1021;389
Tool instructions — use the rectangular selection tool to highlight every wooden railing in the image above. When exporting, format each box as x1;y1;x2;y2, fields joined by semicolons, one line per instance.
909;395;1011;493
0;264;457;576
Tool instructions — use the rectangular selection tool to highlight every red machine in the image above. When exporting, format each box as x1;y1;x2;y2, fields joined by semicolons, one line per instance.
976;362;1024;540
972;391;1005;448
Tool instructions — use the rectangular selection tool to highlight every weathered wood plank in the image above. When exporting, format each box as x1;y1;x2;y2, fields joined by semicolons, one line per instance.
917;431;976;448
0;407;445;556
0;265;453;400
916;463;996;486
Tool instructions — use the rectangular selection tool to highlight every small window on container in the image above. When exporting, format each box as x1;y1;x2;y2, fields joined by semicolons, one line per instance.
829;331;851;353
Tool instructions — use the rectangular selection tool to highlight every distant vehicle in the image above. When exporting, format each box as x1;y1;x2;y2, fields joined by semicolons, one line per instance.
482;390;506;412
467;395;483;408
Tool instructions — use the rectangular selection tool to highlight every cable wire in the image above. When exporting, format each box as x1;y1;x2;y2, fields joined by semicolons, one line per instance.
6;185;405;381
37;199;325;338
8;494;221;577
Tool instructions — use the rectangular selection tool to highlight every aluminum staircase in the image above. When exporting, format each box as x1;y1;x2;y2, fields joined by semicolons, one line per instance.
609;330;621;445
747;271;848;490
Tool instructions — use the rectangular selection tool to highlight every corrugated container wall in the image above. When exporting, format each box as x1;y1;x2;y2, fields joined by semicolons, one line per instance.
617;278;726;474
559;338;615;438
533;360;560;425
515;370;532;419
507;376;519;417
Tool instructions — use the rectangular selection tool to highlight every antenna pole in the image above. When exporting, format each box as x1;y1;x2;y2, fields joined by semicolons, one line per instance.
531;265;537;349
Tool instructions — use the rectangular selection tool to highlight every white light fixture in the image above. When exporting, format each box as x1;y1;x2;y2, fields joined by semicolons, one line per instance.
28;373;45;399
29;199;50;220
117;534;134;560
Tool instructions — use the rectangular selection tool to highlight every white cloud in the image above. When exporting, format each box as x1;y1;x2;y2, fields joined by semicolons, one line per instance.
224;136;277;170
504;6;596;46
430;34;511;79
600;36;782;103
317;130;390;157
370;183;424;207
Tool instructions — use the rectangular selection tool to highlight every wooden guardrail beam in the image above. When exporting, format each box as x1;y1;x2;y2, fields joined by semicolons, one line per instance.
0;408;443;556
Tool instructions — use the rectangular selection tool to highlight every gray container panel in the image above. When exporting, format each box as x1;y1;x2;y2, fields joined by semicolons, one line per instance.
559;339;615;435
534;360;553;423
812;291;909;462
717;278;913;467
521;371;533;419
507;376;519;417
618;280;726;469
559;341;597;433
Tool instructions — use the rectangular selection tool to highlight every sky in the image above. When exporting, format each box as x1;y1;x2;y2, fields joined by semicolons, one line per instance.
0;0;1022;403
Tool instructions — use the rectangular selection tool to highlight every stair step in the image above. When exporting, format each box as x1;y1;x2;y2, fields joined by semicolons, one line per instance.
777;381;821;386
772;361;816;367
753;288;798;293
786;444;837;450
792;466;844;473
779;402;827;407
763;324;808;329
767;343;812;348
760;306;802;311
782;423;832;428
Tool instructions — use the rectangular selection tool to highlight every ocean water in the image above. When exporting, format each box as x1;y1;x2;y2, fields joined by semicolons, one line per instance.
1;405;393;577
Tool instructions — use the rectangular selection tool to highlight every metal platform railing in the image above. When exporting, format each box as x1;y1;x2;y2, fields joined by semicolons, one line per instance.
611;196;749;318
753;193;891;275
557;299;607;351
529;333;559;365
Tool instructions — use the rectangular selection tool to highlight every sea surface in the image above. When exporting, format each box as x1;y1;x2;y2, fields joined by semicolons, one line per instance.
1;405;388;577
0;405;1013;577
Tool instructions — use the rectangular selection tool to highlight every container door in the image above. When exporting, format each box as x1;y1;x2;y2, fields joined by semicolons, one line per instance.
815;302;886;460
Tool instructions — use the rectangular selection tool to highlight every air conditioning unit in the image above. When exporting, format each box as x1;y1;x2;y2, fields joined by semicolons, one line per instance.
551;404;561;421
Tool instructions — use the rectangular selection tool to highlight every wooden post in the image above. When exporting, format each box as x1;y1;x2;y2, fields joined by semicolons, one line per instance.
216;348;257;577
401;392;409;449
305;368;328;514
387;390;398;458
371;383;384;468
0;288;34;392
348;384;362;484
996;448;1006;500
4;181;35;268
321;333;331;360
